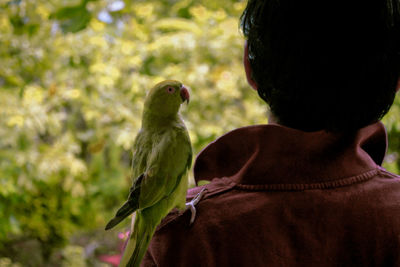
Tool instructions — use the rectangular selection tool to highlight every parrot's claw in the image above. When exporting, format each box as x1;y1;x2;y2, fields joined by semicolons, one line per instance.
185;188;207;225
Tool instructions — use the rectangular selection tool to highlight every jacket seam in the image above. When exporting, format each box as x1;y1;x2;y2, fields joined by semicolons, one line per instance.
377;166;400;179
234;168;379;191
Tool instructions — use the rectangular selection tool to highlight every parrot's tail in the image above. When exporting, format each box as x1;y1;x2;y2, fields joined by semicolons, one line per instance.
127;230;154;267
119;213;156;267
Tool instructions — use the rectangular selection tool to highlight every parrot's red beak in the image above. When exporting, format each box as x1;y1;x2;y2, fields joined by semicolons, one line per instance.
180;85;190;104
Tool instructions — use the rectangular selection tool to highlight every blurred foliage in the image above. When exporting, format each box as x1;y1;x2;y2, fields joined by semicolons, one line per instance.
0;0;399;265
0;0;268;265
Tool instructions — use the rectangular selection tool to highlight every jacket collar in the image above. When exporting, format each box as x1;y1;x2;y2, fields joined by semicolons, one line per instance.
194;122;387;186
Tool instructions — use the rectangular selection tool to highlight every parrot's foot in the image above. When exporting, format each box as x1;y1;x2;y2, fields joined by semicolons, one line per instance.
185;188;207;225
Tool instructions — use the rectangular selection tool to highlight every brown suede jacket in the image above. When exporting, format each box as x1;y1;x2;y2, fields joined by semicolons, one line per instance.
141;122;400;267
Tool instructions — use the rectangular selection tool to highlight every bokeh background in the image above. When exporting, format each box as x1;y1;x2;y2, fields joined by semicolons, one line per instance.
0;0;399;266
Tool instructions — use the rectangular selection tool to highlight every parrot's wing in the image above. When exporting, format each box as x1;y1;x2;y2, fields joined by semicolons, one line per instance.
104;174;145;230
130;129;148;179
105;130;148;231
138;127;192;210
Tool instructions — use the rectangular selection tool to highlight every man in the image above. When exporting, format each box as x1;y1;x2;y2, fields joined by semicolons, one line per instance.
142;0;400;266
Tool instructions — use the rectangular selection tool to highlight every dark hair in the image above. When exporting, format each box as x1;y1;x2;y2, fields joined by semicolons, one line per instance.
240;0;400;132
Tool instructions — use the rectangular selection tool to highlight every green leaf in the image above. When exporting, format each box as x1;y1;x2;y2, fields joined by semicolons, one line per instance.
50;3;91;33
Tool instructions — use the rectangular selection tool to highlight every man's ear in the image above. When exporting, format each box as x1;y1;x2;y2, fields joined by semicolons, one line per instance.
244;40;258;90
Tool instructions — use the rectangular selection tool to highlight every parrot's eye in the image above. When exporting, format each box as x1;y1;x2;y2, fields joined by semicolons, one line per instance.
166;86;175;94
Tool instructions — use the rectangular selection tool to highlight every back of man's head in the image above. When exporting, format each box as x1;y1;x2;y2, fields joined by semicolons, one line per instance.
241;0;400;132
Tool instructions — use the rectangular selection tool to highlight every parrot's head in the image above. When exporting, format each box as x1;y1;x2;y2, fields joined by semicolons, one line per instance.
144;80;190;117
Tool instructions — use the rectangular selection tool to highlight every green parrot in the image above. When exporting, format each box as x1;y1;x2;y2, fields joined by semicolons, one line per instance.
105;80;192;267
